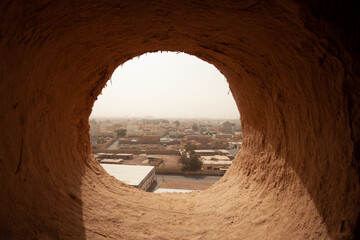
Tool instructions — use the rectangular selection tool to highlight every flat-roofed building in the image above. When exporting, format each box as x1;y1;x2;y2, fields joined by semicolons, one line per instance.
202;159;232;171
229;141;242;149
89;120;101;136
140;135;160;144
147;155;162;166
197;135;212;143
94;153;133;160
101;164;156;191
200;155;232;174
186;135;199;141
200;155;231;161
114;153;133;160
99;159;124;164
154;188;195;193
215;134;233;140
194;149;216;156
222;121;235;134
95;153;108;160
218;149;230;155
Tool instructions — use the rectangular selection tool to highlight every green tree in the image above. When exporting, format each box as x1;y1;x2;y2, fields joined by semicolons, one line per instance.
115;128;127;138
192;124;199;132
178;143;202;172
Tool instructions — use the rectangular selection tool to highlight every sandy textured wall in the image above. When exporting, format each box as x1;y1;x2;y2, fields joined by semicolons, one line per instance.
0;0;359;239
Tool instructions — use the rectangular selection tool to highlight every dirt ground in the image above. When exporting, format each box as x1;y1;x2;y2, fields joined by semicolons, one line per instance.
122;155;148;165
123;154;182;171
157;154;181;170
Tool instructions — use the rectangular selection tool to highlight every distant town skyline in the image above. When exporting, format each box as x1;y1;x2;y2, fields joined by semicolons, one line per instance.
90;52;240;119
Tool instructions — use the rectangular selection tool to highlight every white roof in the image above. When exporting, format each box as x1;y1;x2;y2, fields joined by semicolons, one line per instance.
100;164;154;187
154;188;195;193
194;150;215;153
203;160;232;165
218;150;230;154
201;155;231;161
160;138;173;141
100;159;124;164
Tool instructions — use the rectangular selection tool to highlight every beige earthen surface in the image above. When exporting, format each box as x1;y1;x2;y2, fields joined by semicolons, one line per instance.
0;0;359;239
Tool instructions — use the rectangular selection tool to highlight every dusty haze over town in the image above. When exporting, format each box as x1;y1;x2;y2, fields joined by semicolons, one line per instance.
90;52;240;120
89;52;242;192
88;51;242;193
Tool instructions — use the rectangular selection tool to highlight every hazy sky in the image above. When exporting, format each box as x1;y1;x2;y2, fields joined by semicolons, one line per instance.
90;52;239;119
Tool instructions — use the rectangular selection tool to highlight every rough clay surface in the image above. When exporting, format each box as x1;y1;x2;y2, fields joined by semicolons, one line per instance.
0;0;359;239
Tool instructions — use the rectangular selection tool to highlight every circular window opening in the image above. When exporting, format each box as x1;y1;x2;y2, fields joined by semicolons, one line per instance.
89;51;242;193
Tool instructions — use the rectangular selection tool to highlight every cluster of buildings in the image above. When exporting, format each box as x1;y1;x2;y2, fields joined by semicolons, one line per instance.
90;118;241;149
90;118;242;191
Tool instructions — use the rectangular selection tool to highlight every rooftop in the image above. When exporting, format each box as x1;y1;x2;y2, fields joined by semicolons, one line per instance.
194;150;216;153
218;149;230;154
154;188;196;193
100;164;155;187
100;159;124;164
201;155;231;161
203;160;232;165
